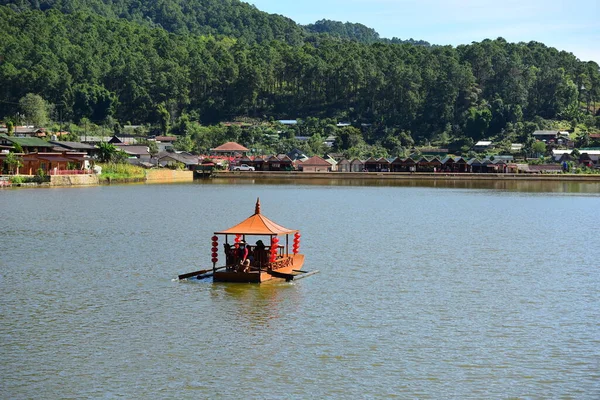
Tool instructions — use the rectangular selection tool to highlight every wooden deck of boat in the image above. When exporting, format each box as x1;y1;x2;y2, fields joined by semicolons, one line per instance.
213;254;305;283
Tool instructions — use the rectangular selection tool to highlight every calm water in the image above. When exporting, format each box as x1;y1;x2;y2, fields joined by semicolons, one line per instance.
1;180;599;399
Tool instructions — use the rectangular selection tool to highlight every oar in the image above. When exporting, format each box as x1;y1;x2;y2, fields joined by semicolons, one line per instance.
178;268;212;280
178;266;227;280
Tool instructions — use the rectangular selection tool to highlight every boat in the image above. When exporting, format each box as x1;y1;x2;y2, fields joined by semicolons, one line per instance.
179;198;317;283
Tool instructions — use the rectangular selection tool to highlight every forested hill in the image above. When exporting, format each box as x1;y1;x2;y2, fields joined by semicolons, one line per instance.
0;0;429;46
0;4;598;153
0;0;306;44
304;19;431;46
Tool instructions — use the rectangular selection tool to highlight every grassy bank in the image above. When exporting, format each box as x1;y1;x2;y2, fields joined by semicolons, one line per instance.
97;163;145;183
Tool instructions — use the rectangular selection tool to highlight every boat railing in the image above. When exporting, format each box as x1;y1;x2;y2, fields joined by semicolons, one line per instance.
268;256;292;271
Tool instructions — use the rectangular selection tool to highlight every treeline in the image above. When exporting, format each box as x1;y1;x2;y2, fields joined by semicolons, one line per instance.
0;0;430;46
0;6;599;151
304;19;431;46
0;0;306;45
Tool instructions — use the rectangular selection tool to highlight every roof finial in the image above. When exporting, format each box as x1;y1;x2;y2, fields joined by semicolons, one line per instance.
255;198;261;214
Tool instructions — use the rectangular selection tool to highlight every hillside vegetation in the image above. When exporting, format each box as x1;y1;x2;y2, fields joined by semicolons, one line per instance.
0;0;598;156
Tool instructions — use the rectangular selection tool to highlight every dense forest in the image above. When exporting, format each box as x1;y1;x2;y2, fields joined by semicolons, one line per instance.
304;19;431;46
0;0;599;156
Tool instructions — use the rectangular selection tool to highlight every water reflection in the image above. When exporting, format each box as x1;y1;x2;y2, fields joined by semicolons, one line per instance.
208;282;300;329
205;177;600;193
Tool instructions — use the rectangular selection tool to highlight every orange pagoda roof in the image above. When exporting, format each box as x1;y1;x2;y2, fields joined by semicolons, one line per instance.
215;199;298;235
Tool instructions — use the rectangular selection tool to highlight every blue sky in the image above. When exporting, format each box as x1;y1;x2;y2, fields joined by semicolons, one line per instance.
248;0;599;63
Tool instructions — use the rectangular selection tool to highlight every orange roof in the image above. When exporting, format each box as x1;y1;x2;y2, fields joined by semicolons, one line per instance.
301;155;331;166
213;142;249;152
215;199;298;235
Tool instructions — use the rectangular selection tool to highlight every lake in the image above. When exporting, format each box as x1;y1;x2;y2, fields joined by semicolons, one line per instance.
1;179;599;399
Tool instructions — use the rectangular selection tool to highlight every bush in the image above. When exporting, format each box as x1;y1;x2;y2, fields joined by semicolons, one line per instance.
9;175;26;184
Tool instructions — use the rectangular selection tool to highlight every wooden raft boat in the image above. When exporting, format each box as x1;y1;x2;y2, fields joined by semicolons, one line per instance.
179;198;317;283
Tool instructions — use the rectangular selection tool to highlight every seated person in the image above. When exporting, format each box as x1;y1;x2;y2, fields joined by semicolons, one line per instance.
236;241;250;272
238;258;251;273
253;240;268;268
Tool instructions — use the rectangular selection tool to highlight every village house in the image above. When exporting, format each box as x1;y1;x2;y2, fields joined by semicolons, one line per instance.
0;151;89;175
324;135;336;148
286;148;308;161
363;157;390;172
300;155;331;172
510;143;524;153
350;158;365;172
50;141;98;158
0;134;55;153
157;151;199;170
532;130;560;142
154;136;177;152
517;164;563;173
114;144;151;161
336;159;351;172
109;135;138;145
473;140;493;152
277;120;298;126
323;155;338;171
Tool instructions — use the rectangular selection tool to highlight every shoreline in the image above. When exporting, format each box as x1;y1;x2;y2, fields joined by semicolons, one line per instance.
3;170;600;188
212;171;600;182
1;169;194;188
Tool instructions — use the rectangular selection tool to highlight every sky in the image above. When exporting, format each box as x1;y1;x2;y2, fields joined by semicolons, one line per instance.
248;0;599;63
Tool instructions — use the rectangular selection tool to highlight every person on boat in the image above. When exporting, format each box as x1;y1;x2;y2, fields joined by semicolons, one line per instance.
254;240;267;268
236;241;249;272
224;243;234;266
239;259;251;273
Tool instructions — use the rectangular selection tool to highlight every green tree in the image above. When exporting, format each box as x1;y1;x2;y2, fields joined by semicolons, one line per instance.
6;120;14;136
72;84;118;123
148;140;159;158
157;103;170;135
97;142;118;163
4;151;23;174
465;106;492;141
13;143;24;153
532;140;547;157
174;135;195;153
19;93;49;127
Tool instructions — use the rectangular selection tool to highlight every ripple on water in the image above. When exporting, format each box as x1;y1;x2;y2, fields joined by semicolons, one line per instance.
1;183;600;399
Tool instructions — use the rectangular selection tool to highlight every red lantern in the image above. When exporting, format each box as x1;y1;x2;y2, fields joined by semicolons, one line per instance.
212;257;218;263
212;241;218;247
212;235;218;241
212;251;218;257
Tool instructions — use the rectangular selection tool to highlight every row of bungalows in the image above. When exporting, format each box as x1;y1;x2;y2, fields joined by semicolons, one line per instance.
233;155;295;171
335;156;515;173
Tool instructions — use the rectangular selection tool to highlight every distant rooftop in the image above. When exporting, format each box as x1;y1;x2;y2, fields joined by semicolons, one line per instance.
212;142;249;152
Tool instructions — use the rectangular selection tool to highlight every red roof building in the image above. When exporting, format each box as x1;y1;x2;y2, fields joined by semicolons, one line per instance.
300;156;332;172
211;142;249;156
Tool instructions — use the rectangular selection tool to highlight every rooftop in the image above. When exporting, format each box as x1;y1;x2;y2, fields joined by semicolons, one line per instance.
212;142;249;152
